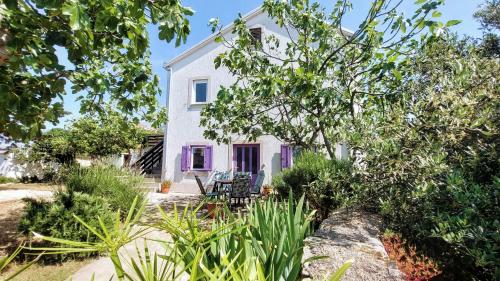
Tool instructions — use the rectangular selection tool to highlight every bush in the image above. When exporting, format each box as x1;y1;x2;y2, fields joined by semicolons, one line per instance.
161;195;315;280
428;173;499;278
0;176;18;184
65;165;145;212
18;191;114;261
347;38;500;279
273;151;353;219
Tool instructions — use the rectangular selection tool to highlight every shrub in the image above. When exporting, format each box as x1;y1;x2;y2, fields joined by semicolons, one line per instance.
273;151;353;219
18;191;114;261
347;38;500;279
65;165;145;212
160;195;315;280
0;176;18;184
382;232;442;281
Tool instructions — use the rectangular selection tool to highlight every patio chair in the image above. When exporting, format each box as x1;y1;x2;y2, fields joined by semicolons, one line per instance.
229;173;251;205
195;174;219;198
250;170;265;199
211;170;231;195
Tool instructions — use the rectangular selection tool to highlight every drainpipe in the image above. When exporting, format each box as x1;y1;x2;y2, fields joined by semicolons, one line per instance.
161;66;172;182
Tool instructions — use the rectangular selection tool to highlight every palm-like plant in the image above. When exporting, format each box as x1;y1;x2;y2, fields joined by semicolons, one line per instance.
27;196;148;280
24;195;351;280
0;244;41;281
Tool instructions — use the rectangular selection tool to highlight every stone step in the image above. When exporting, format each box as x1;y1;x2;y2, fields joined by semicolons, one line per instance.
139;182;159;193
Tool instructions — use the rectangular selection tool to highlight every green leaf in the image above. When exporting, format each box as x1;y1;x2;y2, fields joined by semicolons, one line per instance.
446;20;462;27
328;260;353;281
392;69;402;81
62;3;90;31
432;11;442;18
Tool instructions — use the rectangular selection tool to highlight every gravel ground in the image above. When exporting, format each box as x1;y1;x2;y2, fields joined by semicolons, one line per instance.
302;208;404;281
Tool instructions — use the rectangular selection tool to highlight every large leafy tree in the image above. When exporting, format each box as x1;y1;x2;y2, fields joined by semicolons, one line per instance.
0;0;192;140
70;109;154;159
200;0;455;158
474;0;500;57
17;109;154;164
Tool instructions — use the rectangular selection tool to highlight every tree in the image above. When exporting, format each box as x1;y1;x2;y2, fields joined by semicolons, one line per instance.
474;0;500;31
474;0;500;57
0;0;192;140
70;110;153;159
200;0;455;158
15;128;76;165
348;35;499;280
17;109;153;165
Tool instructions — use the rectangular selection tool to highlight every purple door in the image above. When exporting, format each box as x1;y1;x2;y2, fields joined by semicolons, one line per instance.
233;144;260;184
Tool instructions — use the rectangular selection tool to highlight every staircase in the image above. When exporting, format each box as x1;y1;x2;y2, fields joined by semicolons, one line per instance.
141;174;161;193
133;139;163;175
132;135;164;192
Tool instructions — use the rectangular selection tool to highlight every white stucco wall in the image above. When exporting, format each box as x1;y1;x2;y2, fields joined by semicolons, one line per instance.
0;152;54;179
163;9;348;191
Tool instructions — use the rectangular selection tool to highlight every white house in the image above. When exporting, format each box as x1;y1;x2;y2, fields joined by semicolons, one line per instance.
161;7;349;192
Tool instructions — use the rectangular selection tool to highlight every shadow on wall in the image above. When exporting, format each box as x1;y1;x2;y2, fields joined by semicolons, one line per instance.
174;153;182;182
271;152;281;178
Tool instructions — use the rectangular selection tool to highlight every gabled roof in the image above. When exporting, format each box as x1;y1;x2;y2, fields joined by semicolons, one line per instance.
164;6;265;68
163;6;355;69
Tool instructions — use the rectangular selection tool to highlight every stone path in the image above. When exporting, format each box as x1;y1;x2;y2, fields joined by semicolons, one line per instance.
302;208;404;281
0;189;53;202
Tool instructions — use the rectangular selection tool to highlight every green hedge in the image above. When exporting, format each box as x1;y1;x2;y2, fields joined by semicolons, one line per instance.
272;151;353;219
19;192;114;261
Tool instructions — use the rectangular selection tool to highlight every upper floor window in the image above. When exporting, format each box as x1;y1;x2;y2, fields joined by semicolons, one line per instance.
192;79;208;104
250;27;262;45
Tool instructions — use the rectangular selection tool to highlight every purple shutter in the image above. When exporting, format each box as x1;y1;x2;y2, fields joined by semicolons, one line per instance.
181;146;190;171
204;145;213;171
287;145;293;167
281;144;290;170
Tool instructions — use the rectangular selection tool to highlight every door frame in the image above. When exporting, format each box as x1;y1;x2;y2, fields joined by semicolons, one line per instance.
232;143;260;183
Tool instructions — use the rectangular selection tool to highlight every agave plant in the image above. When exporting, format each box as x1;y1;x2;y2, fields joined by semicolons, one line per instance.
0;244;41;281
24;195;351;281
27;196;148;280
156;194;321;280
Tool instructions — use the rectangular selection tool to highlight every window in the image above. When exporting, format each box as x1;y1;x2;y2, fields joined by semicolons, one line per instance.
192;80;208;104
181;145;213;171
191;146;205;169
249;27;261;45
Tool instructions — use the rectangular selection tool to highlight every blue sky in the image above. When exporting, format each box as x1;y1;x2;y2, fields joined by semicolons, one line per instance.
56;0;485;128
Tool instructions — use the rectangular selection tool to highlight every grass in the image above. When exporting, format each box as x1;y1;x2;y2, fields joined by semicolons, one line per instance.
0;177;18;184
0;259;91;281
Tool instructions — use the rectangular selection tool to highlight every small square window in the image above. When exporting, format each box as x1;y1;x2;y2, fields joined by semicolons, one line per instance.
191;146;205;170
193;80;208;104
250;28;261;45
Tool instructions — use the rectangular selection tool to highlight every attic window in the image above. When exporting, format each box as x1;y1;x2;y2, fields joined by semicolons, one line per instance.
249;27;262;45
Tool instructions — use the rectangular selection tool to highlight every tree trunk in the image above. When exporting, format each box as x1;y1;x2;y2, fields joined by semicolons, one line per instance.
319;122;335;158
